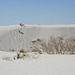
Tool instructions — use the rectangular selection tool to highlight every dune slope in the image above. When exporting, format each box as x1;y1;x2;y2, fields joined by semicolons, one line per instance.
0;25;75;51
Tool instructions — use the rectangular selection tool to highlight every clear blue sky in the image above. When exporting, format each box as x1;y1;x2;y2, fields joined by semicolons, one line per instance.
0;0;75;26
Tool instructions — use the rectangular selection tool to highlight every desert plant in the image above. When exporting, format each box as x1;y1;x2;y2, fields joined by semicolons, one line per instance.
37;38;42;42
30;39;43;54
17;53;20;59
30;36;75;54
15;49;26;59
19;49;25;53
64;38;75;54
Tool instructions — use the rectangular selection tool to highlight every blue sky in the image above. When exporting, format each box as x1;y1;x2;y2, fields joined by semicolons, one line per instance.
0;0;75;26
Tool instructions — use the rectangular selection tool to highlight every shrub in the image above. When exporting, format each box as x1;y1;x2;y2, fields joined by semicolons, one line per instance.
19;49;25;53
17;53;20;59
30;36;75;54
14;49;27;60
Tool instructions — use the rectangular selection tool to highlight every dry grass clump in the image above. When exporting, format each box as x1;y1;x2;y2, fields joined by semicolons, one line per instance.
19;49;26;53
2;57;12;61
32;49;42;54
14;49;40;60
14;49;26;60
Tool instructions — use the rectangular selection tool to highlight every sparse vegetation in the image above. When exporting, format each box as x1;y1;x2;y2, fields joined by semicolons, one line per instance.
14;49;26;60
13;36;75;60
30;36;75;55
2;57;11;61
17;53;20;59
19;49;25;53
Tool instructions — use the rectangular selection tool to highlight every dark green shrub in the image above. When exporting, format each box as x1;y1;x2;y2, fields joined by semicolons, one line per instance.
19;49;25;53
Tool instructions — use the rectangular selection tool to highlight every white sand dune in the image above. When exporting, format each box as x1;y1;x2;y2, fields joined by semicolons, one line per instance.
0;24;75;51
0;25;75;75
0;51;75;75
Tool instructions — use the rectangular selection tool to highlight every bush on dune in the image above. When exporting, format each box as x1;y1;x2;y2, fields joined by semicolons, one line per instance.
30;36;75;55
14;49;26;60
14;36;75;60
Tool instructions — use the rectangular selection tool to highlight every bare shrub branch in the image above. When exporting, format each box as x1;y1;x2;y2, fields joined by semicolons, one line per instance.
30;36;75;55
